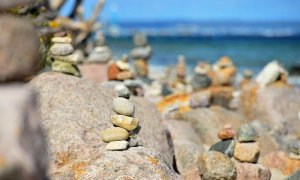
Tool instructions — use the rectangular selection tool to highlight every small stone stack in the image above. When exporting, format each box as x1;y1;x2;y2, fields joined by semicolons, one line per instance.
50;32;80;77
130;33;152;78
176;55;186;84
107;55;134;81
234;124;260;163
190;62;212;91
87;31;112;64
100;87;139;151
209;124;236;157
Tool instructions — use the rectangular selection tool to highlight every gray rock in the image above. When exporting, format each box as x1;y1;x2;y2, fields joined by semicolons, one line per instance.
285;170;300;180
0;15;40;82
87;46;112;63
164;120;204;178
0;0;35;10
0;85;48;179
112;97;135;116
130;45;152;59
133;33;148;47
209;139;235;157
50;43;74;56
29;72;173;178
190;74;211;90
289;140;300;155
128;138;139;147
237;123;259;142
198;151;236;180
116;86;131;99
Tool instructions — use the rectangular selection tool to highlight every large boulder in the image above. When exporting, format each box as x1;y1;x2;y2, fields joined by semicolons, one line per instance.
29;72;174;178
164;120;204;178
50;147;180;179
239;85;300;136
0;15;40;82
182;106;246;145
0;85;48;179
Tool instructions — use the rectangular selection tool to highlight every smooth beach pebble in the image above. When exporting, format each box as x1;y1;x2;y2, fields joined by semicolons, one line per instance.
111;115;138;131
117;87;131;99
112;97;135;116
105;140;128;151
128;138;139;147
218;128;236;140
51;37;72;44
50;43;74;56
234;142;260;163
100;127;129;143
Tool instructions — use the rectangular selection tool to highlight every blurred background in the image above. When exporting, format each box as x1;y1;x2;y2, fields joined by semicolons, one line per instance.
60;0;300;74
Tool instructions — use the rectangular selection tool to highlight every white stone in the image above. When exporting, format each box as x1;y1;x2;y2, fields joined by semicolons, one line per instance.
51;37;72;44
112;97;135;116
106;140;128;151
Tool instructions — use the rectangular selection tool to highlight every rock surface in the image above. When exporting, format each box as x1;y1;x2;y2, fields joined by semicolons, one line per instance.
197;151;236;180
234;160;271;180
234;142;260;163
182;106;246;145
0;85;48;179
164;120;204;178
29;72;173;178
262;151;300;175
0;15;40;82
78;63;108;83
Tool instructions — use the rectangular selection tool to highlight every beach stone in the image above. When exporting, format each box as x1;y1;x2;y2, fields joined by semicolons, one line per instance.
197;151;236;180
132;59;149;78
262;151;300;175
87;47;112;63
52;53;78;64
130;46;152;59
181;106;246;145
50;43;74;56
112;97;135;116
29;72;173;178
100;127;129;142
51;37;72;43
0;15;40;82
234;142;260;163
209;139;235;157
191;74;212;90
234;160;271;180
164;120;204;178
107;63;121;80
289;140;300;155
189;90;211;108
116;86;131;99
51;60;81;77
237;124;259;142
289;152;300;160
285;170;300;180
133;33;148;47
0;85;48;179
116;61;130;71
218;125;236;140
116;71;134;80
210;85;234;108
111;115;139;131
105;140;128;151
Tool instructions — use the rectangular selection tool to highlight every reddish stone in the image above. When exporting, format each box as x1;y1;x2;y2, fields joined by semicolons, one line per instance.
107;63;120;80
78;63;108;83
218;124;236;140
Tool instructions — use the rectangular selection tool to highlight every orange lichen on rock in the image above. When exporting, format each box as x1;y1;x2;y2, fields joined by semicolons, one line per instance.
156;93;190;112
71;162;87;180
147;156;158;165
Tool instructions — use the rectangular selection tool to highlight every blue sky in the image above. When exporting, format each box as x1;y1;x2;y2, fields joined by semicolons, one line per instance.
61;0;300;22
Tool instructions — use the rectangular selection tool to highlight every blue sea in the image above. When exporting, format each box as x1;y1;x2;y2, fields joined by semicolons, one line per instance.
104;21;300;75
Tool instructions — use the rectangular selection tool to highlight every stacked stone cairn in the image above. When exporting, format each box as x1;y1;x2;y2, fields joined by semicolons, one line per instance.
130;33;152;78
234;124;260;163
209;124;236;157
190;61;212;91
107;54;134;81
100;87;140;151
212;56;236;86
87;31;112;64
50;32;81;77
176;55;186;84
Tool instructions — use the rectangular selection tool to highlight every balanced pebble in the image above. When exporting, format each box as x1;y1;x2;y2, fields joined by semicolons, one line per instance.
117;87;131;99
111;115;138;131
106;140;128;151
128;138;138;147
50;43;74;56
52;54;79;64
112;97;135;116
237;124;258;142
51;37;72;43
234;142;260;163
100;127;129;143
